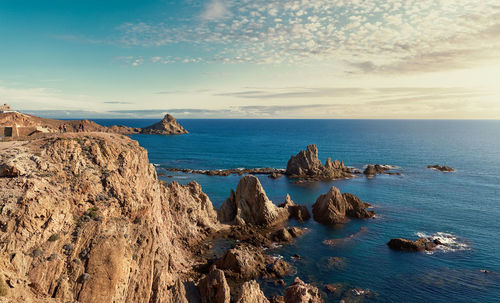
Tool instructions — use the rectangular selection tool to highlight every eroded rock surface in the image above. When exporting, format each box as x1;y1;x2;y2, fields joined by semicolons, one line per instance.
198;266;231;303
0;133;218;302
140;114;188;135
235;280;269;303
278;195;311;222
312;187;374;225
218;175;289;227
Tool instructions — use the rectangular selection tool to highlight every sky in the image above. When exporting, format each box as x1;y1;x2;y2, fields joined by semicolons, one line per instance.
0;0;499;119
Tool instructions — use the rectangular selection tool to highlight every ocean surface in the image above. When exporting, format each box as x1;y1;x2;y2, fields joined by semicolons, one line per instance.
96;119;500;302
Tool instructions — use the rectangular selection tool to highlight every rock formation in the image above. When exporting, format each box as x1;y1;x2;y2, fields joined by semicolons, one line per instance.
427;164;455;172
198;266;231;303
312;186;374;225
284;277;323;303
278;194;311;222
387;238;440;252
363;164;400;176
218;175;289;227
215;246;267;280
0;133;218;302
285;145;353;181
235;281;269;303
140;114;188;135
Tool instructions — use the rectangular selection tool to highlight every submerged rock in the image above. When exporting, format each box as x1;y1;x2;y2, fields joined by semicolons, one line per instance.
285;145;353;181
218;175;289;227
387;238;439;252
284;277;324;303
427;164;455;172
312;186;374;225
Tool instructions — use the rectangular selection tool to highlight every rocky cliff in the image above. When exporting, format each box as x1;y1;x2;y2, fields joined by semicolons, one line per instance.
0;133;216;302
140;114;188;135
285;145;354;181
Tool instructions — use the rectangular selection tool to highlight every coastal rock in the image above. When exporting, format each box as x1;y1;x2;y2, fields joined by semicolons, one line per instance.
198;266;231;303
427;164;455;172
285;145;353;181
387;238;439;252
364;164;399;176
215;246;267;280
312;187;374;225
269;172;283;179
218;175;289;227
363;165;377;176
236;281;270;303
0;133;218;302
278;194;311;222
141;114;189;135
284;277;323;303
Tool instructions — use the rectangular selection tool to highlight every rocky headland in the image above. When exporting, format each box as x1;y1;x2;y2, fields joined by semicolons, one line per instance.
0;110;187;140
0;133;327;302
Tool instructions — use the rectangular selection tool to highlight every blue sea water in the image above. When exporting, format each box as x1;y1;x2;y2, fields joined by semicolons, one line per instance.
96;119;500;302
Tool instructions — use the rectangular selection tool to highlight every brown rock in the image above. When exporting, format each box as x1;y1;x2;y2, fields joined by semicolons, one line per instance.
269;172;283;179
272;228;293;242
236;280;270;303
140;114;188;135
284;277;323;303
269;259;291;278
387;238;437;252
312;186;374;225
279;194;311;222
198;266;231;303
285;145;352;181
427;164;455;172
215;246;267;280
218;175;289;227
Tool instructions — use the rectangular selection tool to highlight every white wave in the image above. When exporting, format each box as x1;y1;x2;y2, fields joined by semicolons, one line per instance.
415;231;470;253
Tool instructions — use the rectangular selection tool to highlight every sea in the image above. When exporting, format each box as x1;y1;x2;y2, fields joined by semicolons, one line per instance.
95;119;500;303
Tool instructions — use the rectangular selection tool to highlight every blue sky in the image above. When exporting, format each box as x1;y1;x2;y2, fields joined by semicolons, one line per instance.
1;0;499;119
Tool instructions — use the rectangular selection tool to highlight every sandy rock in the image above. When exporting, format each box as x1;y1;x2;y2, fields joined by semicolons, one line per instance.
236;280;269;303
198;266;231;303
218;175;289;227
284;277;323;303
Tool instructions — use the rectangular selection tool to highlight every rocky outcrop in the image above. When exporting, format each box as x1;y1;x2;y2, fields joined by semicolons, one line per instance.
215;246;267;280
387;238;440;252
278;195;311;222
284;277;323;303
363;164;400;176
285;145;353;181
164;167;285;177
312;187;374;225
140;114;188;135
235;281;269;303
198;266;231;303
427;164;455;172
218;175;289;227
0;133;218;302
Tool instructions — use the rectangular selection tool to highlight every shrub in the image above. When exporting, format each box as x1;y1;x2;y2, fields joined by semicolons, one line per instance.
48;233;59;242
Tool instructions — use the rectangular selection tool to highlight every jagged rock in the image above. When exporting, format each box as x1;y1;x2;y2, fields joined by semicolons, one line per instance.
215;246;267;280
363;165;377;176
218;175;289;227
198;265;231;303
236;280;270;303
284;277;323;303
0;133;219;302
268;259;291;278
312;186;374;225
272;228;293;242
387;238;439;252
269;172;283;179
141;114;188;135
343;193;375;219
427;164;455;172
279;194;311;222
285;145;353;181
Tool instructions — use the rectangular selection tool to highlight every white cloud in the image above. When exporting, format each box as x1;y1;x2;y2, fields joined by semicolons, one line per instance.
200;0;232;21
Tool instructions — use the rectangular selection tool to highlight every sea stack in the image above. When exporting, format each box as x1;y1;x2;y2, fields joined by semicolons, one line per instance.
141;114;188;135
312;186;374;225
285;144;353;181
